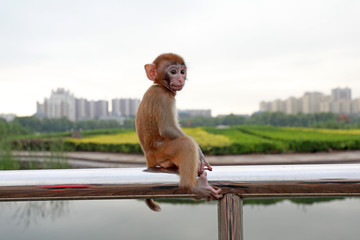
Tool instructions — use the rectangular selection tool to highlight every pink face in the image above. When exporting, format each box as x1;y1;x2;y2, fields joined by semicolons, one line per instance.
166;64;186;92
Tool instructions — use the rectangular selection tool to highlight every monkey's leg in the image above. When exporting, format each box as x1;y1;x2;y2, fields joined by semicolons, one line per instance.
155;136;222;200
155;136;199;190
145;152;157;168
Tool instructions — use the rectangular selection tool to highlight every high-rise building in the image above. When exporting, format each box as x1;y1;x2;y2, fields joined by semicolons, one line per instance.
259;101;271;112
179;109;212;118
42;88;76;121
87;100;109;119
35;101;46;118
319;96;332;113
332;99;352;114
302;92;324;114
95;100;109;118
271;99;285;112
76;98;89;120
285;97;302;114
36;89;209;121
259;87;360;115
36;89;111;121
352;99;360;113
112;98;140;117
332;87;351;101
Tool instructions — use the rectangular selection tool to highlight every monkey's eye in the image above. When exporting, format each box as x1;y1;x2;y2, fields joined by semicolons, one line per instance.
170;69;177;75
181;69;185;74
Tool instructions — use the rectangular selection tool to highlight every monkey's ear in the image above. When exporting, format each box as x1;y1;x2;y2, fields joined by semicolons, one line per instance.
144;64;157;81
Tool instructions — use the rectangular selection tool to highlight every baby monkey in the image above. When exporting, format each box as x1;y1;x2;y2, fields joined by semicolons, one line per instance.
136;53;222;211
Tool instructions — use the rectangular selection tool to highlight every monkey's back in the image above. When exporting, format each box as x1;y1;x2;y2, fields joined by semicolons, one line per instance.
136;85;174;152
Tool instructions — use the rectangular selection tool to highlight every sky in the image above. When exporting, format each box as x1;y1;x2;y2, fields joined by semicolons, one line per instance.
1;0;360;117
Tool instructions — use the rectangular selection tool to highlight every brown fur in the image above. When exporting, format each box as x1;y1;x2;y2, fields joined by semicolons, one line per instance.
136;53;221;211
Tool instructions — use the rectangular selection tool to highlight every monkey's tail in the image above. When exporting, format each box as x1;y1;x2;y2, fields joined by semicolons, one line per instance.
145;199;161;212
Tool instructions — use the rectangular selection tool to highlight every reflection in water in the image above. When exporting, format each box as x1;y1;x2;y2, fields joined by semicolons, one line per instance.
244;197;345;207
0;198;359;240
244;198;360;240
2;201;70;227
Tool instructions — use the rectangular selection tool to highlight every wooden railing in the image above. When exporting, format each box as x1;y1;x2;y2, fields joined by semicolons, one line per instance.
1;164;360;240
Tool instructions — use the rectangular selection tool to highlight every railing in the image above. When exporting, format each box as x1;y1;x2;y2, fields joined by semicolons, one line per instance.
1;164;360;240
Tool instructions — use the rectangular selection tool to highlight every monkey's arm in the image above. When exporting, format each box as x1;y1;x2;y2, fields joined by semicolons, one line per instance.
156;92;212;173
158;121;185;139
198;147;212;174
157;95;185;139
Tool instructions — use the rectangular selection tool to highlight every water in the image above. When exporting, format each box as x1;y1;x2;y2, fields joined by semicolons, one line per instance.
245;198;360;240
0;198;359;240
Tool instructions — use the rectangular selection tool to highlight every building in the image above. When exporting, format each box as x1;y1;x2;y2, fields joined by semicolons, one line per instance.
179;109;212;118
332;87;351;101
259;101;271;112
271;99;285;112
259;87;360;115
112;98;140;117
285;97;302;114
333;99;352;114
352;99;360;113
36;88;141;121
94;100;109;118
76;98;89;121
319;96;332;113
39;88;76;121
302;92;324;114
82;100;109;120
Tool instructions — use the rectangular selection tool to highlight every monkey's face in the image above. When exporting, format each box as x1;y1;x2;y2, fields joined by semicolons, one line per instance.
165;64;186;92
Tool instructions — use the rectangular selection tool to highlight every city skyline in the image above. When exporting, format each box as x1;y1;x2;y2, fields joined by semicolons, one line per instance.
260;87;360;115
0;87;360;119
36;88;141;122
30;88;212;122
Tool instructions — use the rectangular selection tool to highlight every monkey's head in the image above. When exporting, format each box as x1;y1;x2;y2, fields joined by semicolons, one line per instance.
145;53;187;95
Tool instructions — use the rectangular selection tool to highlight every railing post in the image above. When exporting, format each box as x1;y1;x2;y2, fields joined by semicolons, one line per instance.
218;193;243;240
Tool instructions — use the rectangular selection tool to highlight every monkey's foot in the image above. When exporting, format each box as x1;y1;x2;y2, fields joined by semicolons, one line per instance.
193;172;223;201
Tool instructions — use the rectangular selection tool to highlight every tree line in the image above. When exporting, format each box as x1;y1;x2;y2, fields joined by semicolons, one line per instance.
179;112;360;129
0;117;134;135
1;112;359;135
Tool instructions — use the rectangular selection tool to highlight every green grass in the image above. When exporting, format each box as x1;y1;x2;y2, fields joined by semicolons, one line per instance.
10;125;360;155
202;127;286;154
237;125;360;152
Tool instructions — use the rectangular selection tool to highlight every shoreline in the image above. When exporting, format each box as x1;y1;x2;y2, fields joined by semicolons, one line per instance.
12;150;360;168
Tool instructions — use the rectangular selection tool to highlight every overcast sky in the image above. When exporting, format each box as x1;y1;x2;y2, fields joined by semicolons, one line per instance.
1;0;359;116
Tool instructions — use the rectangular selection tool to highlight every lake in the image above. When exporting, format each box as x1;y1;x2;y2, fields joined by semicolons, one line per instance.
0;198;359;240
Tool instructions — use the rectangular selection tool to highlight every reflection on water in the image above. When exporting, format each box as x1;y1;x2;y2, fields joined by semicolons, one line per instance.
0;198;359;240
7;201;70;227
244;198;360;240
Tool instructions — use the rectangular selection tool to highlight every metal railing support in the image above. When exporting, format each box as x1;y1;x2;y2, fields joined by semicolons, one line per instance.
218;194;243;240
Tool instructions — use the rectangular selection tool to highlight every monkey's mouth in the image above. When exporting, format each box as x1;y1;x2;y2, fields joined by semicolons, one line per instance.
171;85;184;91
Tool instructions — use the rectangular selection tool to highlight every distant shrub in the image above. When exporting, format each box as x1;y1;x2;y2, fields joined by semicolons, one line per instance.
237;125;360;153
63;141;142;153
12;126;360;154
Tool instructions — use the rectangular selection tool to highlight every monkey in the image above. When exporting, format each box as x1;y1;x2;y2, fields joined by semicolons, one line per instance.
136;53;222;211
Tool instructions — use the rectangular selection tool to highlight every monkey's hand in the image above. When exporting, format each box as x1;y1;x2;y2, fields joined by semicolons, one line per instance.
198;148;212;175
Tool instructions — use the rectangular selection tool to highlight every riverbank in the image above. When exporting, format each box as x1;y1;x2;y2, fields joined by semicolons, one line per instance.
12;150;360;168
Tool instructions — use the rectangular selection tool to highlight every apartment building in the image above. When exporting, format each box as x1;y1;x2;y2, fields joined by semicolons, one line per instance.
36;89;140;121
260;87;360;115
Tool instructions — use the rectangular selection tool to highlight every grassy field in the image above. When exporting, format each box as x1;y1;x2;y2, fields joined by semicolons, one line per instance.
60;125;360;155
4;125;360;170
237;126;360;153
